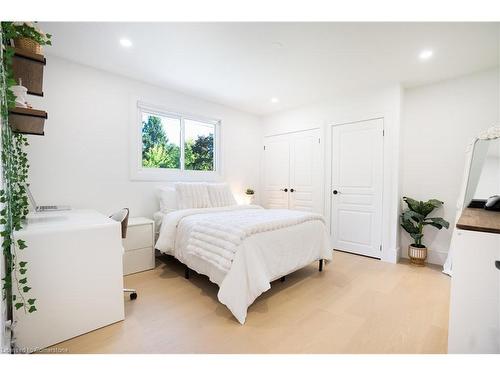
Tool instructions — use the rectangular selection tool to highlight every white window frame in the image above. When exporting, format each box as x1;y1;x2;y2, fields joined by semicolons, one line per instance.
130;100;222;181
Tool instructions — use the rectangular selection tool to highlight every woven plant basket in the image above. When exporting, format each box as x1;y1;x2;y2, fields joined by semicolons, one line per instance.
14;38;42;54
408;244;427;266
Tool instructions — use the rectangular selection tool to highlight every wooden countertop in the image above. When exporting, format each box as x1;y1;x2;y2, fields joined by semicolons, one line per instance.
456;208;500;234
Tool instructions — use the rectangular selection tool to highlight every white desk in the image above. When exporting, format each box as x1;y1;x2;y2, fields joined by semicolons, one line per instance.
13;210;125;352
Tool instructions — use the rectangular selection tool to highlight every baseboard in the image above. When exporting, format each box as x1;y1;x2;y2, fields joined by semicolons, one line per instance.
400;247;448;266
381;246;400;264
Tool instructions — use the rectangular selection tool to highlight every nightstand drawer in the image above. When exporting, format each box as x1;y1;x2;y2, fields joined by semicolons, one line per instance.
123;247;154;275
123;224;153;251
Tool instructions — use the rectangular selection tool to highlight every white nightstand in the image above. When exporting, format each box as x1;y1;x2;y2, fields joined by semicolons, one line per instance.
122;217;155;275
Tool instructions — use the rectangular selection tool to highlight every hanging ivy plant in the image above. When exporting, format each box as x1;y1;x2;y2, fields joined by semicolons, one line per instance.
1;22;52;318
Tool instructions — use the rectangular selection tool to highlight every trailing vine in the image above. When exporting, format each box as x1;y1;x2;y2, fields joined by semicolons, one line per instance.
1;22;51;319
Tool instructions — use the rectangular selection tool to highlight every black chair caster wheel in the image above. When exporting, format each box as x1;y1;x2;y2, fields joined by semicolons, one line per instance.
130;292;137;300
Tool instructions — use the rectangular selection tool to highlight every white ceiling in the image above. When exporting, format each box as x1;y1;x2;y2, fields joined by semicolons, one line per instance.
39;22;499;115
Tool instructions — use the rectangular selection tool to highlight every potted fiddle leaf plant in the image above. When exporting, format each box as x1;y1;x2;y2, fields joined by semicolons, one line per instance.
400;197;450;266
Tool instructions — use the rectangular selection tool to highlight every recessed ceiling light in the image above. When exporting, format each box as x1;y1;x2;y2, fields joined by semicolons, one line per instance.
419;49;433;60
119;38;132;48
270;97;279;103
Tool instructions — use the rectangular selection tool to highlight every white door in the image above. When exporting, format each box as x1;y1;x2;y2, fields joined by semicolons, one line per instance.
330;119;383;258
263;133;290;209
289;129;323;213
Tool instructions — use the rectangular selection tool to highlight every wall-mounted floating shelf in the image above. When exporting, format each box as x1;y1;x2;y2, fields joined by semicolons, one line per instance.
12;47;46;97
8;107;47;136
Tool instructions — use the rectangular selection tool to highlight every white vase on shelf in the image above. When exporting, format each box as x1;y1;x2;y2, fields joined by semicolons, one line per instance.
11;85;28;108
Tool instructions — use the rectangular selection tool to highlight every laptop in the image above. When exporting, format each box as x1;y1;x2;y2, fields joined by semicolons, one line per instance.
25;184;71;212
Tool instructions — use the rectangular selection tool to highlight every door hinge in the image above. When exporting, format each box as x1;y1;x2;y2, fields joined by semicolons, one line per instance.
382;130;385;136
263;145;266;150
318;138;321;144
379;244;382;251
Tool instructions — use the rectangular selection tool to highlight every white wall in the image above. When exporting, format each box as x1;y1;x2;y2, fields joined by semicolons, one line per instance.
261;85;403;263
29;56;263;219
401;68;499;265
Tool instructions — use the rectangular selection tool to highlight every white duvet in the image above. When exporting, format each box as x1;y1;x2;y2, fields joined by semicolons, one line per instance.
155;205;332;324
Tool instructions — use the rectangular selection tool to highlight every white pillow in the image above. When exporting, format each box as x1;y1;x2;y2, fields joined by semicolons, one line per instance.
207;183;237;207
175;182;212;209
158;187;178;213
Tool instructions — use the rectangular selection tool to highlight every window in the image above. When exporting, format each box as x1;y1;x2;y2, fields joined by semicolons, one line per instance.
184;119;215;171
141;112;181;169
132;102;220;181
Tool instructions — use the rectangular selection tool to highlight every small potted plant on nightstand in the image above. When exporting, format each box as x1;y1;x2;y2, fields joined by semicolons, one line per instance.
245;188;255;203
400;197;450;266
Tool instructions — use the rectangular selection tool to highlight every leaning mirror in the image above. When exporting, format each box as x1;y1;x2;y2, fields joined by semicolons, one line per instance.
464;138;500;208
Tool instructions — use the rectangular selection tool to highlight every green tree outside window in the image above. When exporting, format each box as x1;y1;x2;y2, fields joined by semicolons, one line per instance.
141;114;215;171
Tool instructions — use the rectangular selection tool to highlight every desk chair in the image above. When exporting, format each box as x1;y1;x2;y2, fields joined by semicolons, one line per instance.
110;208;137;300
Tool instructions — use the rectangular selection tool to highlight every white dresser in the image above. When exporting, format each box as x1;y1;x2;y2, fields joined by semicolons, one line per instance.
122;217;155;275
13;210;125;352
448;208;500;353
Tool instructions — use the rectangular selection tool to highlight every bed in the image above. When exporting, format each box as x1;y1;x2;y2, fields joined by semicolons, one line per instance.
154;183;332;324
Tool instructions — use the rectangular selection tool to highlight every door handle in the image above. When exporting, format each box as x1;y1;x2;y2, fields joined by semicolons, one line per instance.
280;188;288;192
495;261;500;270
333;190;339;195
290;188;295;193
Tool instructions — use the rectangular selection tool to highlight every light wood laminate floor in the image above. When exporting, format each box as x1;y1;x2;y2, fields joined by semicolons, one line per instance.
45;251;450;354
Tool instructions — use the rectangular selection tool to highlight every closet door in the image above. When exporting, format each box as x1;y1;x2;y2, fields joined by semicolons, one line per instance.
289;129;323;213
263;134;290;208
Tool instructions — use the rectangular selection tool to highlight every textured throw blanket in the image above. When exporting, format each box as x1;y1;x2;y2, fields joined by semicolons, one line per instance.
186;209;325;272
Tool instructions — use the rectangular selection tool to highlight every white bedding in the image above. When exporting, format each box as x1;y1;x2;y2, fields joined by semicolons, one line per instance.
153;211;164;234
155;205;332;324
